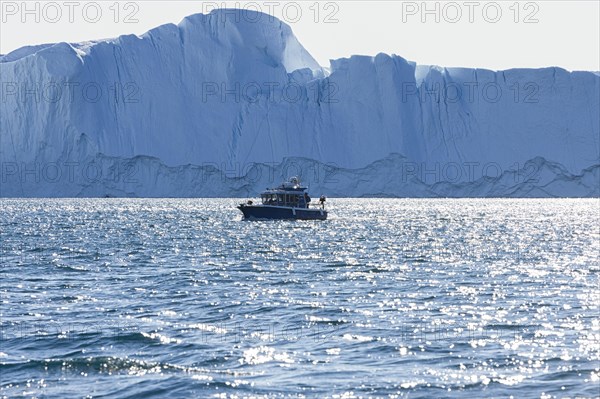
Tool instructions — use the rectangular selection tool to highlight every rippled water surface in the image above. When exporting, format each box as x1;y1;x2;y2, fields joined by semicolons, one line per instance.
1;199;599;398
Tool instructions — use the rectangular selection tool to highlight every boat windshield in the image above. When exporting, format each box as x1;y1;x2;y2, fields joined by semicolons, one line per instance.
261;193;305;208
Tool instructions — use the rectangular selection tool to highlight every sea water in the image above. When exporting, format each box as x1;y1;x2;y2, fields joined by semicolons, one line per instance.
1;198;599;398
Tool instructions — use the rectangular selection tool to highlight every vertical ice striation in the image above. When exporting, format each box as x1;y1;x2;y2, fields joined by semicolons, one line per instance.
1;9;598;197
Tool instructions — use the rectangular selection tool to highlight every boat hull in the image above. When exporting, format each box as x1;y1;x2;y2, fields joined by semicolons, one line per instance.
237;205;327;220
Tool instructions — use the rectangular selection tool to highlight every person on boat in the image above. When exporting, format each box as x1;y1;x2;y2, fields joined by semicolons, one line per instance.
304;193;311;207
319;195;326;209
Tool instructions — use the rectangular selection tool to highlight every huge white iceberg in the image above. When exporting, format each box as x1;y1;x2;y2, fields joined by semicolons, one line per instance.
1;9;598;197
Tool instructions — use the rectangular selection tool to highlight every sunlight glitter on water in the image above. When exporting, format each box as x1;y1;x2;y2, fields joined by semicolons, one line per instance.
0;198;598;398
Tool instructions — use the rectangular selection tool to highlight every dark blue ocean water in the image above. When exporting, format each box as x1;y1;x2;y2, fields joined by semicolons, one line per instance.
1;199;599;398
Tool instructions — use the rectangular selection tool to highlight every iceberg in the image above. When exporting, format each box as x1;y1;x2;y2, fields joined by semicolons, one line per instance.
1;9;598;197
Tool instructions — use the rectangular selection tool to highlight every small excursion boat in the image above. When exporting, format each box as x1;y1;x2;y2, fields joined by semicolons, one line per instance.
237;177;327;220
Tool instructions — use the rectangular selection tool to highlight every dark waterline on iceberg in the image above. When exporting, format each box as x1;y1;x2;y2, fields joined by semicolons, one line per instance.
1;198;599;398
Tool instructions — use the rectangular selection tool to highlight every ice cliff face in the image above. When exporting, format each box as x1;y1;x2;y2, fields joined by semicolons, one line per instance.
1;9;598;197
